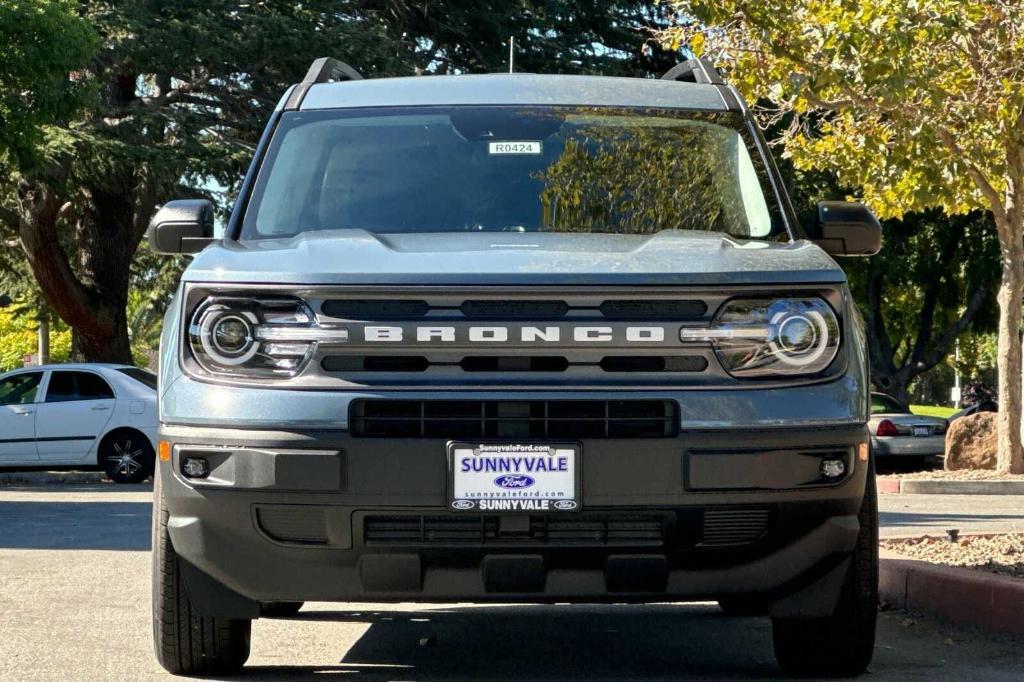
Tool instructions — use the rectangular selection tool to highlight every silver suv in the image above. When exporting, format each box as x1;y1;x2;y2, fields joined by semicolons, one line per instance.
148;58;882;676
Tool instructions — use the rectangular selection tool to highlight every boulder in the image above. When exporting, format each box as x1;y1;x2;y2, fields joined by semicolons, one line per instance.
945;412;998;470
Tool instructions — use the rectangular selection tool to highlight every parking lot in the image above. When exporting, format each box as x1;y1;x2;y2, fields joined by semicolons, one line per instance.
2;483;1023;680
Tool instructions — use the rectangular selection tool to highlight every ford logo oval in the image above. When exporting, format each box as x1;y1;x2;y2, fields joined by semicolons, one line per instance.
494;475;536;489
451;499;475;510
553;500;578;511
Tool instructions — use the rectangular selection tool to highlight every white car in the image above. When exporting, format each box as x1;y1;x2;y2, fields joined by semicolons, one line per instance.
0;363;158;483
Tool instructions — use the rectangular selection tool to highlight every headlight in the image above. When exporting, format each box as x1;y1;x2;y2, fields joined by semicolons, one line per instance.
188;296;347;378
680;298;840;377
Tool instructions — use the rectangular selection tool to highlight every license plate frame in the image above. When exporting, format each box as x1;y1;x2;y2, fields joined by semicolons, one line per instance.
447;442;581;513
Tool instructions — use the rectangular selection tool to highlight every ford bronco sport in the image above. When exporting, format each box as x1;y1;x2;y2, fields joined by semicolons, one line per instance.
149;57;882;677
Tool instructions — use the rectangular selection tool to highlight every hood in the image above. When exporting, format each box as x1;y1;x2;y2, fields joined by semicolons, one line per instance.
183;229;846;286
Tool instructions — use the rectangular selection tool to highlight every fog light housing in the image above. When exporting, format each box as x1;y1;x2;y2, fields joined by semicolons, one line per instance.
182;456;210;479
820;458;846;479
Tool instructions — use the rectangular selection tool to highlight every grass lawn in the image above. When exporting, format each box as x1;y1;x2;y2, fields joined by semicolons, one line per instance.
911;404;957;419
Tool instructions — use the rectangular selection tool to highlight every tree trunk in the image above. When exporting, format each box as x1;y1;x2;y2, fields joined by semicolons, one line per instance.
70;305;132;363
872;372;911;407
994;220;1024;474
12;173;149;367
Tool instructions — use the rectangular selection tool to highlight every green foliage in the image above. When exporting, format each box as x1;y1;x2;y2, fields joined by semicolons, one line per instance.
665;1;1024;221
786;167;999;398
0;306;71;371
0;1;96;170
127;256;183;359
956;331;999;382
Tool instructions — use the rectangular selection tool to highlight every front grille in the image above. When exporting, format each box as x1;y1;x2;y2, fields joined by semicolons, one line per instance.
599;300;707;319
700;507;770;547
310;289;736;389
255;505;329;545
599;356;709;373
350;399;679;438
320;298;708;321
322;354;707;374
321;299;430;319
364;514;668;546
460;300;570;318
459;356;571;372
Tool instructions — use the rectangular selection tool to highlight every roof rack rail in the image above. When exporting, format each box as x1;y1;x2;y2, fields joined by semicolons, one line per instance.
283;57;363;111
302;57;363;85
661;58;724;85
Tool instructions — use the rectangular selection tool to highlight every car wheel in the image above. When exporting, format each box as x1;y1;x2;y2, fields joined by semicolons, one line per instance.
152;469;251;675
260;601;304;618
717;597;772;617
771;462;878;677
101;431;155;484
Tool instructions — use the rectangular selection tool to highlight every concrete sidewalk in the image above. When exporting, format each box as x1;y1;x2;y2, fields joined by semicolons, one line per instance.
880;478;1024;495
0;470;107;485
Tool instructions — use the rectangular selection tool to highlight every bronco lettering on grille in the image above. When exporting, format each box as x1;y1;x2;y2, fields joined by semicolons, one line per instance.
361;325;668;343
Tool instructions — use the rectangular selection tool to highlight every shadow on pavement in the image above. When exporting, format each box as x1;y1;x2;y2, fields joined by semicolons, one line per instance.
243;604;782;680
0;482;152;494
0;500;151;550
875;456;944;475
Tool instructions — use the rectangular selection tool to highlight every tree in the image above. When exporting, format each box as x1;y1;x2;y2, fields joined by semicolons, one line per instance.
0;1;95;169
1;1;403;362
370;0;678;76
666;2;1024;472
0;1;92;365
790;171;1000;405
853;210;998;404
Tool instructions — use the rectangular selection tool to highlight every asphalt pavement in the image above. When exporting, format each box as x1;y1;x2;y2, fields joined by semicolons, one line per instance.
1;483;1023;680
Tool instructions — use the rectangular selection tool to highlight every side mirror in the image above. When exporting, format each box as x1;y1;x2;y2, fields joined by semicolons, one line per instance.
147;199;216;255
811;201;881;256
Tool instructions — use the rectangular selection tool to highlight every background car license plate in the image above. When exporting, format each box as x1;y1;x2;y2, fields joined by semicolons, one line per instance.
913;426;930;436
448;442;579;512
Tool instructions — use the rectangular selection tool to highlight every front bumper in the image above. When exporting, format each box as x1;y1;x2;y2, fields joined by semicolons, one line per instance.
158;423;870;614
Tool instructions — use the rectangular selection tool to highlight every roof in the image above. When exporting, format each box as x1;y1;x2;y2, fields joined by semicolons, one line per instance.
297;73;732;112
4;363;135;373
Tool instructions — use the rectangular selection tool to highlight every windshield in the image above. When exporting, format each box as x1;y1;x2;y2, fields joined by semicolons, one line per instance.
239;106;782;240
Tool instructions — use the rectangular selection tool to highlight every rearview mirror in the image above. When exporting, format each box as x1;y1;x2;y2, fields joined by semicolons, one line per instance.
147;199;216;255
811;201;881;256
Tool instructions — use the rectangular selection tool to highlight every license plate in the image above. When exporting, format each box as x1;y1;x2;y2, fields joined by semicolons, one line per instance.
913;426;930;437
448;442;579;512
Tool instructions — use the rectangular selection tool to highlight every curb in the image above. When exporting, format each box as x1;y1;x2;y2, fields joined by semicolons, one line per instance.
0;471;107;485
879;549;1024;638
877;478;1024;495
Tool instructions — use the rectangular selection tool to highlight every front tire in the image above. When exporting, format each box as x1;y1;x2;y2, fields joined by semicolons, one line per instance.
771;464;878;677
101;431;155;483
152;470;251;675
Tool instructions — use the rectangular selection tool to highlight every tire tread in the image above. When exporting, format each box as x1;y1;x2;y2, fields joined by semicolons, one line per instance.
152;471;251;675
771;461;878;677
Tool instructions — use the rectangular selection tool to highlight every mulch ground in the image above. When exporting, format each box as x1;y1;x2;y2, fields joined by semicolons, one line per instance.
880;534;1024;580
